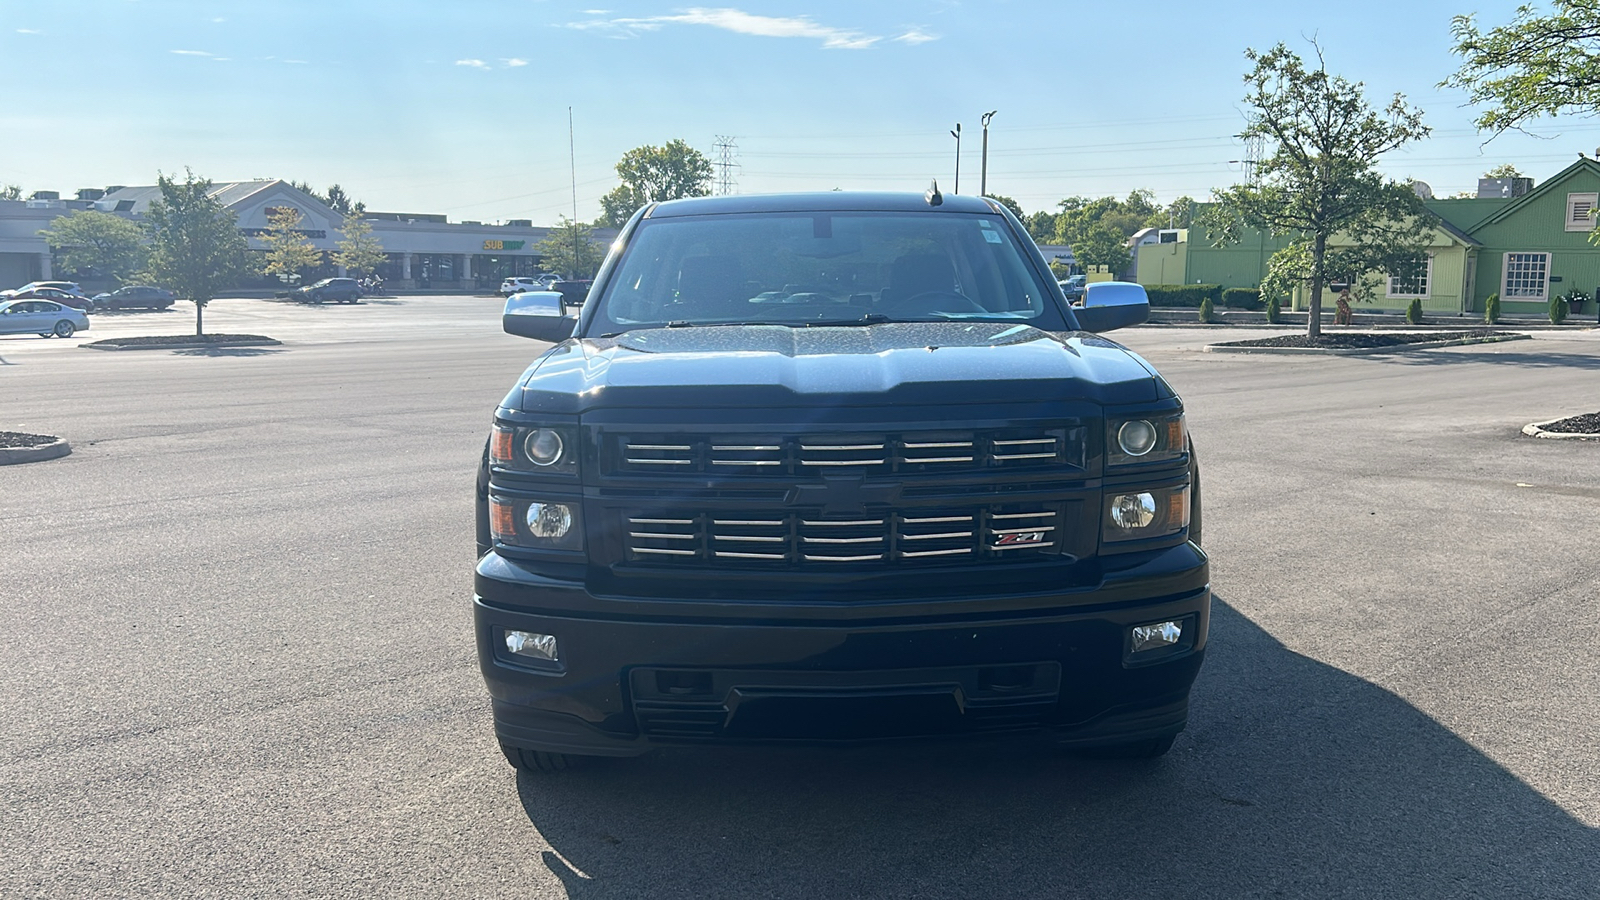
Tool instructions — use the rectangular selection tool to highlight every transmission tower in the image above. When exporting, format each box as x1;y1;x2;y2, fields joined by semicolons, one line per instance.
713;135;740;195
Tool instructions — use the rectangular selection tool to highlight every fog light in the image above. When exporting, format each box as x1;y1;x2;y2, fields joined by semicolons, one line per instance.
526;502;573;539
504;630;559;662
1131;620;1183;653
1110;492;1157;529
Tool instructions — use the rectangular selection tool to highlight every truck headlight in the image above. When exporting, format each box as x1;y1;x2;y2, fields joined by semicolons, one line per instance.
490;495;584;551
1107;413;1186;467
1104;484;1189;542
491;423;578;474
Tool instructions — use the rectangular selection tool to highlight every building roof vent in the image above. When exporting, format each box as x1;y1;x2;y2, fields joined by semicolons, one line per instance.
506;219;532;228
29;190;60;201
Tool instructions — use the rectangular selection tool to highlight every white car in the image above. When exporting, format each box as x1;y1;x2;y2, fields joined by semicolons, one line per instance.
0;298;91;338
500;277;541;296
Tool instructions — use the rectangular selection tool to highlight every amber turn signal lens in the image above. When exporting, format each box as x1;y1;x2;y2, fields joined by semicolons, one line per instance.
490;497;518;541
490;428;515;464
1167;486;1190;528
1166;419;1186;452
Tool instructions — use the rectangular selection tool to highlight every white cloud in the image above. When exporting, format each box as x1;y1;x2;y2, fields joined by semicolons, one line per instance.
210;17;226;23
284;59;308;65
568;7;880;49
894;28;938;45
212;57;231;62
455;58;489;68
16;28;42;35
170;49;213;56
503;58;529;67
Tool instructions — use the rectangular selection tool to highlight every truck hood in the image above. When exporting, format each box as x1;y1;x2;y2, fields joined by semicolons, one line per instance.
510;322;1161;414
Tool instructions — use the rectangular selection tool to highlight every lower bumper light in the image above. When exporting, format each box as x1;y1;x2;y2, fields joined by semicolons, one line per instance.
1131;620;1184;653
504;630;559;662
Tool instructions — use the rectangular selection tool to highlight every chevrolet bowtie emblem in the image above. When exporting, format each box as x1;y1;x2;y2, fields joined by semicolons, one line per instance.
785;474;903;514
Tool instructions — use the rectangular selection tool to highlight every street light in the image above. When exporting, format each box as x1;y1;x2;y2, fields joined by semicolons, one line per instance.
950;123;962;194
980;110;996;197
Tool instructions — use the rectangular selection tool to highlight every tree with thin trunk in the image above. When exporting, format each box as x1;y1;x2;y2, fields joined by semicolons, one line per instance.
597;139;713;229
143;169;255;336
1205;42;1433;338
334;215;386;277
534;218;604;279
260;206;322;287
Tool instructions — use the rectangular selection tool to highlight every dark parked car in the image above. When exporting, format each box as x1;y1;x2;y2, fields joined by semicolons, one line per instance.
548;279;591;307
476;191;1205;772
4;286;94;312
293;277;361;304
93;285;176;310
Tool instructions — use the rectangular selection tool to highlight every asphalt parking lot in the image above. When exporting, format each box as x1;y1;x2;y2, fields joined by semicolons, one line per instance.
2;297;1597;899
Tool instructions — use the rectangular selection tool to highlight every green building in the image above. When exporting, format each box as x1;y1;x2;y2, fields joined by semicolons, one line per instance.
1137;158;1600;317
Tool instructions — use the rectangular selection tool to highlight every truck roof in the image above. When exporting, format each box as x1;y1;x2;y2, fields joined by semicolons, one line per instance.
646;191;999;218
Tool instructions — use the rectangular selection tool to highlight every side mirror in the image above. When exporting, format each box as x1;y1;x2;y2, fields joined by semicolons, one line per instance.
1073;281;1150;333
503;291;576;342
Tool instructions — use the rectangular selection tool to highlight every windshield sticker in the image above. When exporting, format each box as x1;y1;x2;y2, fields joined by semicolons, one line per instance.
982;229;1003;243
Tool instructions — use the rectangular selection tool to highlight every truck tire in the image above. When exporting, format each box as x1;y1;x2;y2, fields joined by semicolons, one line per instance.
500;743;581;772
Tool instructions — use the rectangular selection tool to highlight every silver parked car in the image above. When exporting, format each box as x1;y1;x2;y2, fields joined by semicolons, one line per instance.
0;298;91;338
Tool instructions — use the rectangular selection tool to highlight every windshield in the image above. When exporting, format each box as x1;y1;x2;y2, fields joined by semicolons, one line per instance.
590;211;1066;333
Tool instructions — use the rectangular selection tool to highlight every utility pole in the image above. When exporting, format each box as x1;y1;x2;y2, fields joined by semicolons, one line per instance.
950;123;962;194
568;106;579;278
980;110;996;197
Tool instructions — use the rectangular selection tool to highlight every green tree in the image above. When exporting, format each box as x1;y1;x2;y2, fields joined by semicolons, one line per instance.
1483;163;1526;180
1146;196;1197;230
1025;210;1058;244
323;184;365;215
1446;3;1600;134
260;206;322;286
1069;220;1133;276
984;194;1026;221
334;215;386;277
535;217;604;279
38;211;148;283
597;139;713;228
1206;43;1433;338
0;184;21;201
144;169;254;335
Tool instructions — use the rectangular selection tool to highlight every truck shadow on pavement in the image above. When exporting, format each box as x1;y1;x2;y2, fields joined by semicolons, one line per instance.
516;598;1596;899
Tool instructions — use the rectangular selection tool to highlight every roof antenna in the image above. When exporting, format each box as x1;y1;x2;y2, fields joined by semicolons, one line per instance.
925;180;943;206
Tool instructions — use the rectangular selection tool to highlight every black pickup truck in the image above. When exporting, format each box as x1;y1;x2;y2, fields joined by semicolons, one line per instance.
474;191;1208;771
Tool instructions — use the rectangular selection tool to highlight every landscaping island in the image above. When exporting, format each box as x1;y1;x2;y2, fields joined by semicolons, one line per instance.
81;334;281;351
1210;329;1521;350
0;431;71;465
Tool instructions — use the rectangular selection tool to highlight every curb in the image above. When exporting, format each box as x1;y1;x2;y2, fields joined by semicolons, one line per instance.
1522;417;1600;441
0;437;71;466
1203;333;1533;355
81;338;282;352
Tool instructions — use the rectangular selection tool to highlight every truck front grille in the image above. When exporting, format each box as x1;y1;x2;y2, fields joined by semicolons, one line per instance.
613;427;1083;477
623;503;1064;567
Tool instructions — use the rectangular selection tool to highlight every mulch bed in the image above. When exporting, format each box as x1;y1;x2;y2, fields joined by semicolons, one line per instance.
0;431;59;449
1212;329;1516;349
1537;412;1600;434
82;334;276;347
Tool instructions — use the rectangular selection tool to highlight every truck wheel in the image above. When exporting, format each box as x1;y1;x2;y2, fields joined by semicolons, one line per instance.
1071;734;1176;760
500;743;581;772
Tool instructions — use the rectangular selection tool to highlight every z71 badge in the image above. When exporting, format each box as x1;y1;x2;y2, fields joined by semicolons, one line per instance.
995;531;1049;547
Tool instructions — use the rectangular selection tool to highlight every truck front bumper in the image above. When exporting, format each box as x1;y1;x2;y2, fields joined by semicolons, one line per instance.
475;545;1209;755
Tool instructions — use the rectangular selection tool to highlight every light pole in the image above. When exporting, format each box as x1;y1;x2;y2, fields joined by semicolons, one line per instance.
980;110;996;197
950;123;962;193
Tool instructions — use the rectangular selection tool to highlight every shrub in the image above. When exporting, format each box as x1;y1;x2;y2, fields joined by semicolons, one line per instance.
1484;292;1500;325
1405;298;1423;324
1220;287;1263;309
1143;284;1223;308
1549;294;1569;324
1263;292;1281;324
1198;297;1216;323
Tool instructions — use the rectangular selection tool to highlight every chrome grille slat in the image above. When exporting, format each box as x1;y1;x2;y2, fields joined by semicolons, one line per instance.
991;511;1057;520
802;459;887;467
901;547;975;558
627;444;692;450
715;535;786;543
902;515;974;524
803;553;884;562
901;456;974;463
712;459;782;466
629;532;696;540
801;519;883;527
903;441;972;449
627;458;693;465
992;525;1057;535
802;536;884;545
633;547;697;556
993;452;1057;460
617;428;1074;475
717;551;786;560
901;531;973;541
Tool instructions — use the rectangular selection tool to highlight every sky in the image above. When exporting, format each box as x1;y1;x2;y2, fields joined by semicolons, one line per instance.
6;0;1600;225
